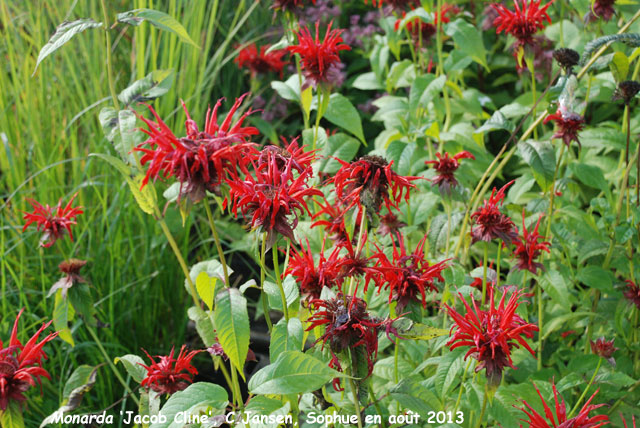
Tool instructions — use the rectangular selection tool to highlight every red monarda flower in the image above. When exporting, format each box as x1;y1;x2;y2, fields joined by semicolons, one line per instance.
307;293;385;390
471;181;518;244
332;155;417;217
286;239;342;302
624;280;640;309
135;96;258;202
519;381;609;428
0;309;58;411
622;415;637;428
287;21;350;88
257;138;316;174
377;212;407;237
227;155;323;246
140;345;201;395
492;0;553;47
23;193;83;248
395;4;459;44
312;197;356;244
334;230;385;292
48;259;88;298
377;234;449;312
425;150;475;194
445;288;537;386
544;108;585;149
587;0;616;22
590;337;618;366
272;0;316;11
235;43;287;77
513;211;550;274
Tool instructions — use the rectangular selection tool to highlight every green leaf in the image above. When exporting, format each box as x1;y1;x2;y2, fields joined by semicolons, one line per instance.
390;378;438;414
0;402;25;428
248;351;344;395
214;288;250;376
538;270;572;305
435;348;465;399
543;311;595;340
610;51;629;82
41;366;99;427
264;277;299;312
117;9;198;47
518;140;556;191
352;71;384;90
445;19;488;70
99;108;140;165
53;290;74;346
270;318;303;361
429;212;464;251
196;271;217;311
187;258;232;291
475;110;514;134
317;133;360;174
302;126;328;151
577;266;613;292
67;282;94;324
187;306;217;347
570;163;609;195
244;397;291;428
114;354;147;384
301;86;313;123
150;383;228;428
271;76;300;103
401;323;450;341
323;93;365;143
117;69;175;106
33;19;103;75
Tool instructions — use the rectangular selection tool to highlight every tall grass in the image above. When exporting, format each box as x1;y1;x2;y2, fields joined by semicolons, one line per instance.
0;0;270;423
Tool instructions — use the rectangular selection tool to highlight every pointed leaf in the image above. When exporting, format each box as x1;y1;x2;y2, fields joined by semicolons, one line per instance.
214;289;250;375
323;93;365;143
114;354;147;384
117;69;174;106
117;9;198;47
269;318;303;361
150;383;228;428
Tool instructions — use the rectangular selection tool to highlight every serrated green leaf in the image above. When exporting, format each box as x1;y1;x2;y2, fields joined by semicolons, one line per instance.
435;348;465;399
570;163;609;197
0;402;25;428
475;110;514;134
317;133;360;174
577;265;613;292
390;378;438;414
150;383;227;428
445;19;488;70
114;354;147;384
214;289;250;376
33;19;103;75
270;318;303;361
53;290;74;347
401;323;450;340
323;93;365;143
429;212;464;251
196;271;217;311
117;9;198;47
248;351;344;395
518;140;556;190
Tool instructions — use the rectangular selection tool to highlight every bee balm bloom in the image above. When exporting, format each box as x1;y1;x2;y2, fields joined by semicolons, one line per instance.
0;309;58;411
140;345;201;395
544;108;585;149
471;181;518;244
492;0;552;47
445;288;537;386
235;43;287;77
425;150;475;195
513;211;550;274
287;21;350;89
23;193;83;248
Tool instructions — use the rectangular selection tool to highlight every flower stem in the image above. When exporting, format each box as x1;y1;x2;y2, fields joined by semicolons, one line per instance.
537;280;543;370
544;143;566;243
454;359;472;413
204;201;230;287
229;359;243;408
530;63;538;140
312;90;322;151
100;0;119;110
272;241;289;322
496;242;502;289
348;214;368;296
260;233;273;332
476;384;488;428
86;325;140;407
568;357;602;418
348;374;363;428
481;241;489;305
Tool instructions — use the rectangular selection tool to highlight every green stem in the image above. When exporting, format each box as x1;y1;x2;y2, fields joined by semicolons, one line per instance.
272;241;289;322
568;358;602;418
496;243;501;289
454;359;472;413
100;0;118;110
444;199;452;256
312;90;322;151
230;360;242;408
476;385;488;428
204;201;230;286
544;143;566;243
348;376;363;428
86;325;140;407
530;61;538;140
537;280;543;370
260;233;273;332
482;241;489;305
348;215;367;296
369;388;388;428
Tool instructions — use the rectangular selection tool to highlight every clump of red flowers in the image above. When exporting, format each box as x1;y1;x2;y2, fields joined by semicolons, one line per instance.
287;21;350;88
544;108;585;149
471;181;518;244
513;211;550;274
235;43;287;77
23;193;83;248
307;292;399;390
48;259;88;298
140;345;201;395
0;309;58;411
491;0;553;65
135;96;258;202
286;239;342;302
519;381;609;428
227;149;322;247
425;150;475;195
377;234;449;312
624;280;640;309
332;155;417;218
445;288;537;386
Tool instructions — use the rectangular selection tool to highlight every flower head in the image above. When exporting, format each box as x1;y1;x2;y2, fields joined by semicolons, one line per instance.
425;151;475;195
590;337;618;366
471;181;518;244
445;288;537;386
553;48;580;73
0;309;58;411
235;43;287;77
519;381;609;428
22;193;83;248
492;0;553;47
286;239;342;302
613;80;640;105
272;0;316;11
312;197;354;244
287;21;350;88
395;4;459;45
140;345;201;395
586;0;616;22
377;212;407;237
624;280;640;309
377;234;449;312
331;155;417;218
135;96;258;202
227;154;323;247
48;259;88;298
334;230;385;292
544;108;585;149
257;137;316;174
513;211;550;274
